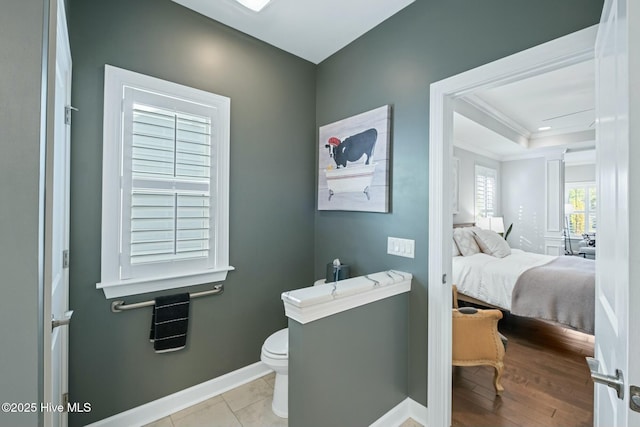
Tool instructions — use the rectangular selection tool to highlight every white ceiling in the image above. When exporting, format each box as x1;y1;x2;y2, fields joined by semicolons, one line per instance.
454;59;596;160
172;0;415;64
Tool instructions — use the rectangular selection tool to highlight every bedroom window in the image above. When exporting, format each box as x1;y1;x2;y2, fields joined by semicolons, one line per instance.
475;165;497;218
566;182;596;236
98;65;232;298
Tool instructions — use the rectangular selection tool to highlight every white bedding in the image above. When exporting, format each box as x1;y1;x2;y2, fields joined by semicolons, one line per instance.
452;248;556;310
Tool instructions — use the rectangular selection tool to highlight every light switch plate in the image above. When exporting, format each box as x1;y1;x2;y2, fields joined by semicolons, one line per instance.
387;237;415;258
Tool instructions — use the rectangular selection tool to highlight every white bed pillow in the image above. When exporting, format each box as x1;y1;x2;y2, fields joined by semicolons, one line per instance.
453;227;481;256
452;238;461;257
472;229;511;258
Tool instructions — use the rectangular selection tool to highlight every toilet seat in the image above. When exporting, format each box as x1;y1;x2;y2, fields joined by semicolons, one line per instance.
263;328;288;357
263;348;287;359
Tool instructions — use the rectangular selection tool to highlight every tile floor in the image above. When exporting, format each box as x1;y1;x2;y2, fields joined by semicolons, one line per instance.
144;372;422;427
398;418;423;427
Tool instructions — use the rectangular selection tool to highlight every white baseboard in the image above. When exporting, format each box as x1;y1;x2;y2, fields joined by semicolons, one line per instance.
86;361;427;427
87;362;272;427
369;397;428;427
407;398;428;426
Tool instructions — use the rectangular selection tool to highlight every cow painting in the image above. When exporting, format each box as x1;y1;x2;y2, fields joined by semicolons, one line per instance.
325;128;378;168
318;105;390;212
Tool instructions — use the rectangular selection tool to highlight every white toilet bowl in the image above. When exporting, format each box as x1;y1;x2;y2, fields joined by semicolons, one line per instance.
261;328;288;418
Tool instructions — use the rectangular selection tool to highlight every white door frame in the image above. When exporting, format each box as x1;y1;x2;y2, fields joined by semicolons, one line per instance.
43;0;72;425
427;25;597;427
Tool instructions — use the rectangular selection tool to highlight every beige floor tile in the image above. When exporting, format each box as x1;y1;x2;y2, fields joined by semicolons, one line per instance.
171;400;241;427
262;372;276;389
170;395;225;422
233;397;287;427
143;416;174;427
222;378;273;412
399;418;424;427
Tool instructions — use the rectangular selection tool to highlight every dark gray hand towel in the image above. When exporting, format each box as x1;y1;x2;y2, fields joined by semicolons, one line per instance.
149;293;190;353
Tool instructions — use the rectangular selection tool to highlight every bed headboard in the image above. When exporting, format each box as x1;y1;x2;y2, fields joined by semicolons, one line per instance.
453;222;475;228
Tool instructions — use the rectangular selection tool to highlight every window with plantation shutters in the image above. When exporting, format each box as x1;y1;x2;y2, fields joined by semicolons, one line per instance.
475;165;497;219
98;65;232;298
565;181;597;236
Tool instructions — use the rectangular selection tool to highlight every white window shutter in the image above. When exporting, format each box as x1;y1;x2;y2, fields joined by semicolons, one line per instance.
475;165;497;218
98;65;232;298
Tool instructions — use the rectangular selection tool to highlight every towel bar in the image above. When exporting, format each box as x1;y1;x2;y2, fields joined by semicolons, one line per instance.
110;284;224;313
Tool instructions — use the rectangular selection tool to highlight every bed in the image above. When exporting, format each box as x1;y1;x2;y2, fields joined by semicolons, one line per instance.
452;227;595;334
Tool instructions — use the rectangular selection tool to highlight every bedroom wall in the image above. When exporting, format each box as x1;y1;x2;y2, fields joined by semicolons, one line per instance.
315;0;603;405
453;147;501;224
566;164;596;182
67;0;316;424
501;157;547;253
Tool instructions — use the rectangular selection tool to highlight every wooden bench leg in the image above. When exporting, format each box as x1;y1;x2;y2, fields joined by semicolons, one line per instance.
493;362;504;395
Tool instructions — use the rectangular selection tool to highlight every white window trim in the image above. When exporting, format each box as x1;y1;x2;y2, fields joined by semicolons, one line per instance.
97;65;233;299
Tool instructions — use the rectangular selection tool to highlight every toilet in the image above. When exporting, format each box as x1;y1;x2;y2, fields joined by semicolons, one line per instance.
261;275;343;418
260;328;288;418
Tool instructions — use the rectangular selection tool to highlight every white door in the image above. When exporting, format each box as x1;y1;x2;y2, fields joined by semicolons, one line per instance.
591;0;640;425
44;1;72;426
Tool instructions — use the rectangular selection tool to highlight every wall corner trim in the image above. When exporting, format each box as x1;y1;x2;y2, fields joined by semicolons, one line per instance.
369;397;428;427
85;362;271;427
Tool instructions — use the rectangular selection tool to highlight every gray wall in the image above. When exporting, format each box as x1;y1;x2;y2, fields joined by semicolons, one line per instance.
453;147;502;224
67;0;315;424
0;1;46;426
288;294;408;427
501;157;547;253
314;0;603;405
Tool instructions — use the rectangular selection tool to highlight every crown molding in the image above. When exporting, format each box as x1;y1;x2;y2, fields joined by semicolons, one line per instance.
462;94;531;140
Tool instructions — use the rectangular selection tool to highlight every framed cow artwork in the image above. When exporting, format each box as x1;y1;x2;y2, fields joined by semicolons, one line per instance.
318;105;391;212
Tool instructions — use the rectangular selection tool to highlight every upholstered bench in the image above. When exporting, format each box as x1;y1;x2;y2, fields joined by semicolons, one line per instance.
452;285;507;395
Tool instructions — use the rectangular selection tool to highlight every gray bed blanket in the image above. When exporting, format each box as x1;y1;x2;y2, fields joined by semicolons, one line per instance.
511;256;595;334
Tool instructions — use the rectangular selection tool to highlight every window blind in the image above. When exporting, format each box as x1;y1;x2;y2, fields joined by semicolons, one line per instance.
475;165;497;218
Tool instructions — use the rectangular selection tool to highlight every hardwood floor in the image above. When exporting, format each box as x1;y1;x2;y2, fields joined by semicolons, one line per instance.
452;312;594;427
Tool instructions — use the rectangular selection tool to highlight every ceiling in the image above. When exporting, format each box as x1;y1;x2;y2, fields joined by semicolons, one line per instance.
172;0;415;64
454;59;596;161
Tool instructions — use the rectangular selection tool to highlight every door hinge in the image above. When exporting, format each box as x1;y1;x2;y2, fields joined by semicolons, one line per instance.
442;273;447;284
63;249;69;269
62;392;69;412
64;105;78;125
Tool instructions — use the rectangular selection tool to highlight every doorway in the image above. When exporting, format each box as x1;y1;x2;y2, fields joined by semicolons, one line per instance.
427;25;598;427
